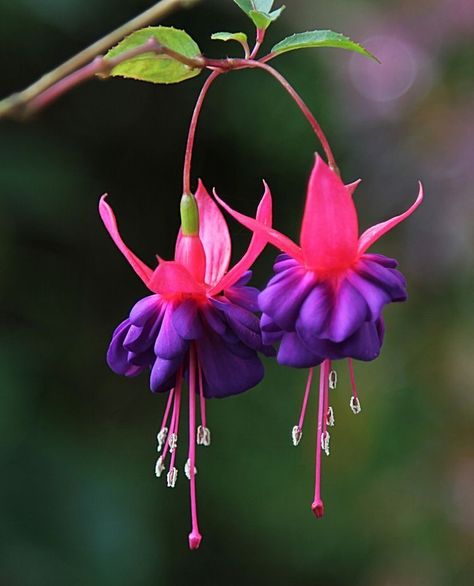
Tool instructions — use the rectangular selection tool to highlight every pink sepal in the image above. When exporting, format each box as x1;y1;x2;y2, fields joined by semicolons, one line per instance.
99;195;153;286
149;259;205;296
210;181;276;295
195;180;231;286
300;155;359;271
346;179;362;196
358;181;424;254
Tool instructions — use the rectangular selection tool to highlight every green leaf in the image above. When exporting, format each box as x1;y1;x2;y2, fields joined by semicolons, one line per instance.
249;6;285;30
106;26;202;84
211;31;248;46
271;30;379;61
233;0;285;30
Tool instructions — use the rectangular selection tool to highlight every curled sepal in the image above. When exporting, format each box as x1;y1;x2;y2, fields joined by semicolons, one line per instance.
271;30;379;62
213;182;306;281
358;182;424;254
99;195;153;286
105;26;202;84
210;182;274;295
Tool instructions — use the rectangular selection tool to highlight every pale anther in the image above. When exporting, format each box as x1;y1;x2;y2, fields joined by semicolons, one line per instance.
292;425;302;446
321;431;330;456
327;406;335;427
184;458;197;480
350;397;362;414
155;456;165;478
167;467;178;488
169;433;178;453
196;425;211;447
329;370;338;390
157;427;168;452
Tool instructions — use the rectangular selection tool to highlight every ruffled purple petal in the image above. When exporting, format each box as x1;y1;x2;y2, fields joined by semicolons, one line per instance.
225;285;260;312
347;271;392;322
150;355;182;393
357;257;407;301
259;266;316;331
154;303;189;360
129;295;162;326
107;320;145;376
326;279;369;342
197;329;264;398
295;282;332;346
172;298;204;340
277;331;324;368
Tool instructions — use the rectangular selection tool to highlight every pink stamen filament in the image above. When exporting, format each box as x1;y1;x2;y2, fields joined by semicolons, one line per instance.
167;382;182;482
161;369;183;463
323;361;331;437
348;358;359;401
183;70;221;195
188;344;202;550
312;359;330;517
160;387;175;432
297;367;314;432
198;363;207;431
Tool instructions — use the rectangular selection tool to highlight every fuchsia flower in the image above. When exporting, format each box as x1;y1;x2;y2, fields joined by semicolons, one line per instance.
215;155;423;516
99;181;273;548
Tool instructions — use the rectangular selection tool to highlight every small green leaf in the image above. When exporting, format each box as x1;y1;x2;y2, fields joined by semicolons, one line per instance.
249;6;285;30
106;26;202;84
211;31;248;45
271;30;379;61
233;0;285;30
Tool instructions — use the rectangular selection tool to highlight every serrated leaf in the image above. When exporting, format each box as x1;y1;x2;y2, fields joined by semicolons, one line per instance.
106;26;202;84
249;6;285;30
271;30;379;61
211;31;248;45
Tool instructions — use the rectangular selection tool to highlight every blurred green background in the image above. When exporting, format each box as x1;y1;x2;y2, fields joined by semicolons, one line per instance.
1;0;473;584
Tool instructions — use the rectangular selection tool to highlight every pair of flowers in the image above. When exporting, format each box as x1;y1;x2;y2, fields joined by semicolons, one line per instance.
100;154;422;548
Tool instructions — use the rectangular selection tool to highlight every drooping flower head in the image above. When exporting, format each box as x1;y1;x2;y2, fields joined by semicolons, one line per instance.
215;155;423;516
99;181;273;548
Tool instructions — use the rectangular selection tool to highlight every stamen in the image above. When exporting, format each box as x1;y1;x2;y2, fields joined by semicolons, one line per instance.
185;458;198;480
350;396;362;414
326;406;335;427
167;467;178;488
157;427;168;453
188;345;202;550
157;387;175;452
292;368;314;446
321;431;330;456
155;455;165;477
168;433;178;453
292;425;303;446
329;369;338;390
197;426;211;446
348;358;362;414
312;360;329;518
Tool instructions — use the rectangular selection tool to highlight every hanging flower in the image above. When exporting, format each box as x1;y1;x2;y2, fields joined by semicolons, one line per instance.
215;154;423;516
99;180;274;548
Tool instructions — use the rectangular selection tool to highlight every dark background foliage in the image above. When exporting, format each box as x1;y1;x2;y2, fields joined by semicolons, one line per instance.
0;0;473;584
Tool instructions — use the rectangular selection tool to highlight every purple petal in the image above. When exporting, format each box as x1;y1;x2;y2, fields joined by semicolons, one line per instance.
357;259;407;301
197;330;264;398
347;271;392;322
107;320;144;377
259;267;316;331
277;331;324;368
326;279;369;342
295;282;332;347
172;299;203;340
150;355;181;393
154;304;189;360
129;295;162;326
336;320;384;361
232;271;253;287
362;253;398;268
201;304;226;335
225;286;260;312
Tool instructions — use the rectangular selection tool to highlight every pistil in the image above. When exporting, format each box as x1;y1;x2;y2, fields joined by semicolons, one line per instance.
188;345;202;550
312;359;330;517
292;367;314;446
